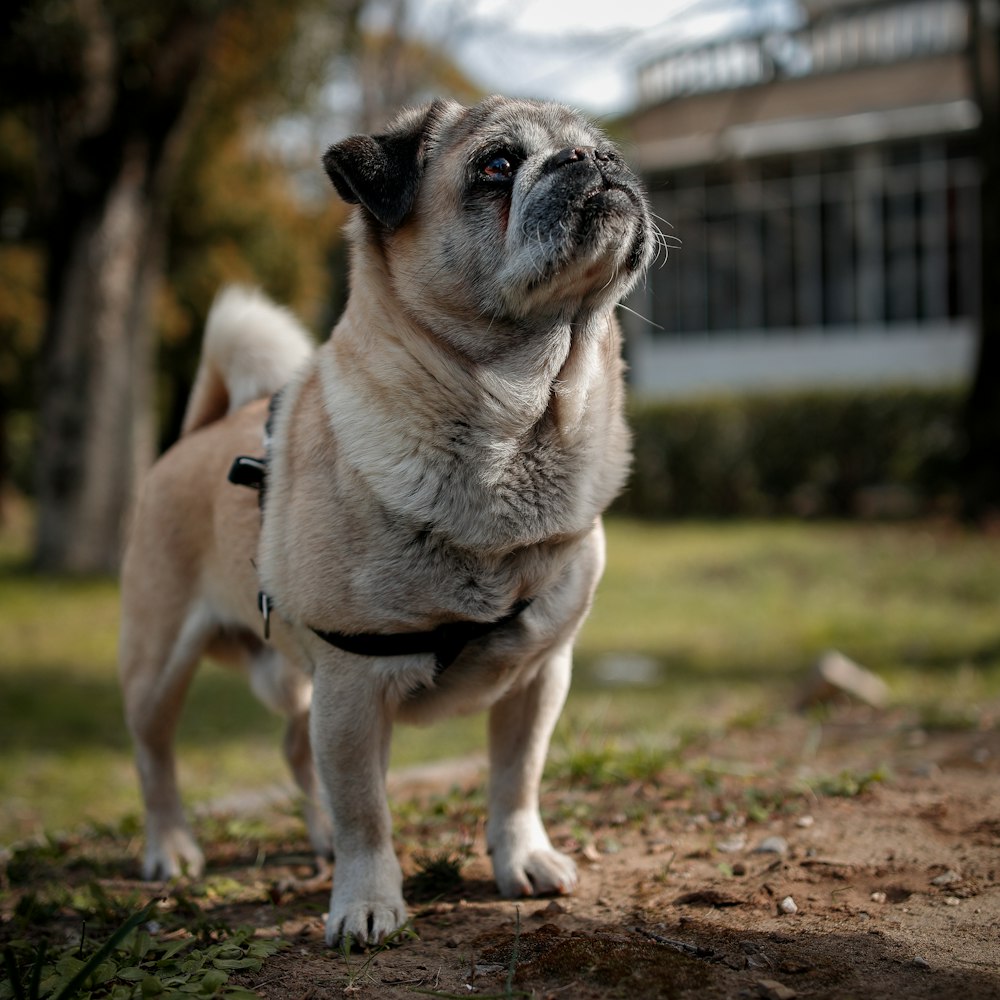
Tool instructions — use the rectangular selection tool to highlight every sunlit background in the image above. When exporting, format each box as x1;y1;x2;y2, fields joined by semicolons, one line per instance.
2;0;999;844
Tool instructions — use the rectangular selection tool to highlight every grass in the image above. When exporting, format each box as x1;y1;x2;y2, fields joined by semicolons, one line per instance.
2;500;1000;846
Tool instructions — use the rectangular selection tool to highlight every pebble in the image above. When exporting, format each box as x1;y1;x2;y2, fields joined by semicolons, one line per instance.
756;978;798;999
471;962;507;977
592;652;662;687
870;891;887;904
779;896;798;915
797;650;890;709
795;815;814;829
754;836;789;856
911;956;931;970
717;834;748;853
931;870;960;886
944;896;961;907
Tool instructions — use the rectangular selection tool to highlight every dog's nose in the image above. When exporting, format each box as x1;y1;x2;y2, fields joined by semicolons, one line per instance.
549;146;602;170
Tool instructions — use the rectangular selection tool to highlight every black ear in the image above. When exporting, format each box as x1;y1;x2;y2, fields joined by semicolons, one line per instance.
322;101;447;230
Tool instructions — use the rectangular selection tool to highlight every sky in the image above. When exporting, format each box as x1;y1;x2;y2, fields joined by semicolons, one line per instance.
405;0;799;116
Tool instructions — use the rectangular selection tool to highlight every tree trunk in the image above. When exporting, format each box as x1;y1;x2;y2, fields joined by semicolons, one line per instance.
34;143;160;573
962;0;1000;521
27;1;217;573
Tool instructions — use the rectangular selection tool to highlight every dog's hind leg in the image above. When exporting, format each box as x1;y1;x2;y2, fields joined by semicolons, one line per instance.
244;648;333;860
120;602;211;880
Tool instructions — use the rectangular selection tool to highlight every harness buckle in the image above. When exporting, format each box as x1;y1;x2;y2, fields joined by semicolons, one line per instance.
258;591;272;640
228;456;267;490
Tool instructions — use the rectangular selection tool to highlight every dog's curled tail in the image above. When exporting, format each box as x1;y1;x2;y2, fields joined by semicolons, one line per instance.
181;285;314;436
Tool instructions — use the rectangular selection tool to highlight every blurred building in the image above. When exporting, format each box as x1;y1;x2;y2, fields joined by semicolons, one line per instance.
623;0;979;397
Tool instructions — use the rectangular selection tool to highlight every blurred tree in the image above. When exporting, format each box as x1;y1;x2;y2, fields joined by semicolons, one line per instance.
963;0;1000;520
348;0;482;131
0;0;479;569
0;109;44;522
155;0;483;442
0;0;228;571
0;0;362;571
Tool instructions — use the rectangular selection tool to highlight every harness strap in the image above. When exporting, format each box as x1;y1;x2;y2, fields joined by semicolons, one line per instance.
311;599;532;672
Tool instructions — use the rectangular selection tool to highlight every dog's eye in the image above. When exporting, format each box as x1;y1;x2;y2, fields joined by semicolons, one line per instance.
480;154;518;183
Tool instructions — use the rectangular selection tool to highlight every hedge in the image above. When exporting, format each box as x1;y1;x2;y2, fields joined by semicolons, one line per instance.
4;387;965;521
616;387;964;519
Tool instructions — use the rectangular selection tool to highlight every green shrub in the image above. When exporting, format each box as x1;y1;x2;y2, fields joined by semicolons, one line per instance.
618;387;962;518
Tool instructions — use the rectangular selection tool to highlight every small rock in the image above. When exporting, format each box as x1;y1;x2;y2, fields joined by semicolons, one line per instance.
931;870;961;887
944;896;961;907
795;815;815;829
533;900;567;918
870;891;887;904
910;956;931;970
717;834;748;853
754;836;789;856
779;896;798;915
797;650;890;709
592;652;661;687
581;843;602;863
756;979;798;999
471;962;507;977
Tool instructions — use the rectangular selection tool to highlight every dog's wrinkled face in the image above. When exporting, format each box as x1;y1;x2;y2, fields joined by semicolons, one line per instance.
324;96;655;345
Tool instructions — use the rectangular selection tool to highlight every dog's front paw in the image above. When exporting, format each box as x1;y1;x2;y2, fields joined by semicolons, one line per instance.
324;853;408;948
494;845;578;898
489;810;578;898
325;893;408;948
143;826;205;881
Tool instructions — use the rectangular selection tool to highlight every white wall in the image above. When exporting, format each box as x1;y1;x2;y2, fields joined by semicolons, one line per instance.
626;321;975;399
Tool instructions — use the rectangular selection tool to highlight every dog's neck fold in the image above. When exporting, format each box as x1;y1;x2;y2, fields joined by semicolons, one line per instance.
312;266;628;553
336;251;620;441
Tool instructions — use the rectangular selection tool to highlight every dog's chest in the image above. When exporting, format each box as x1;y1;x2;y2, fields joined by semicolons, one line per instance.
361;517;579;624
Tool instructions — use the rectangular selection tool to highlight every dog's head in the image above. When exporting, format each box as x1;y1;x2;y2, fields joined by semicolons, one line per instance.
323;96;654;340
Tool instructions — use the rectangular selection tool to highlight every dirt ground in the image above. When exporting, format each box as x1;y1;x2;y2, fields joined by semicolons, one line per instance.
4;708;1000;999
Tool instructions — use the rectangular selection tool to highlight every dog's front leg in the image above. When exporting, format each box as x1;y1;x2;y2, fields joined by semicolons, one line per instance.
486;643;578;898
309;659;406;947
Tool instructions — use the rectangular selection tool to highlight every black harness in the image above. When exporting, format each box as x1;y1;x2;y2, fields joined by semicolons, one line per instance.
227;400;530;672
311;599;532;672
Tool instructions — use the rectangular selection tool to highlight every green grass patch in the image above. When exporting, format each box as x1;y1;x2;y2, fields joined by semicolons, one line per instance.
1;897;282;1000
3;507;1000;844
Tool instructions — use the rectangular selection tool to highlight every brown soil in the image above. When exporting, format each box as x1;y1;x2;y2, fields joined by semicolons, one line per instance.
5;709;1000;999
208;711;1000;998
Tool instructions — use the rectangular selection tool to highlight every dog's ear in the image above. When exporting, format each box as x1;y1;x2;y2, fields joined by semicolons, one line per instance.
322;100;449;230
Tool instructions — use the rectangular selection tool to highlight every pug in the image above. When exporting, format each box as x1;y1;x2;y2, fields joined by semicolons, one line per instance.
119;95;655;948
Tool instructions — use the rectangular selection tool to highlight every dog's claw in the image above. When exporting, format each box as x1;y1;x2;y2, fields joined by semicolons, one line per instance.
325;900;408;948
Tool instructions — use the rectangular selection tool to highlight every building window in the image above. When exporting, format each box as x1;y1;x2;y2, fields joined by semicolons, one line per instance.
646;137;979;337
